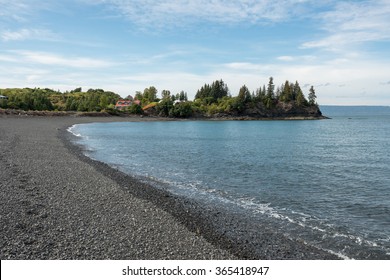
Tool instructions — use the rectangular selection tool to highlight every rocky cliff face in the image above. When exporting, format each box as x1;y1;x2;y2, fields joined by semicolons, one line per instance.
244;102;323;118
207;101;325;120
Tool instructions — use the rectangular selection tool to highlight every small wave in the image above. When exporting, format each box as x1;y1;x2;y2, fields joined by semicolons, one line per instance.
231;196;390;259
323;248;352;260
67;124;82;137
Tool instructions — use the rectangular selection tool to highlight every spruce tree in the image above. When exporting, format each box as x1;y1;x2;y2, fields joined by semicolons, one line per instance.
267;77;275;99
238;85;251;103
308;86;317;105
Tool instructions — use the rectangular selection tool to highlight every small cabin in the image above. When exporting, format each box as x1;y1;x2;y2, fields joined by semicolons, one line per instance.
115;100;132;110
115;99;141;110
0;95;8;99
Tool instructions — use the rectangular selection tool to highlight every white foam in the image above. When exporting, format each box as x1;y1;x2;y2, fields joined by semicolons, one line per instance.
323;248;352;260
332;232;380;248
67;124;82;137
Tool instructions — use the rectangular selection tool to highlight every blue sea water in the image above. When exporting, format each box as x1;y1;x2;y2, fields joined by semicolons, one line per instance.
69;106;390;259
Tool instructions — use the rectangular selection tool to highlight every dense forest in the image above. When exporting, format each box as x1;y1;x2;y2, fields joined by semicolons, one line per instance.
0;77;321;118
0;87;120;112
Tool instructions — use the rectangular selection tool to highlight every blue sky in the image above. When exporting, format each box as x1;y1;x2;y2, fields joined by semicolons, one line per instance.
1;0;390;105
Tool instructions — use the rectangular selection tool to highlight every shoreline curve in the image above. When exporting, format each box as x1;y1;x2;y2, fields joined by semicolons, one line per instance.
0;115;338;259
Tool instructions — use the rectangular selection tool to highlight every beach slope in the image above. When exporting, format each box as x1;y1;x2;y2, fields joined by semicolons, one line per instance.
0;116;233;259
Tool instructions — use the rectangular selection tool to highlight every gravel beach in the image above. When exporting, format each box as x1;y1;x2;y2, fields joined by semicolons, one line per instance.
0;115;338;259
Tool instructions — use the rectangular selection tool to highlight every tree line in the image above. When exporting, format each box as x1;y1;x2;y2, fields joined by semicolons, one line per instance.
0;88;120;112
0;77;318;118
189;77;317;116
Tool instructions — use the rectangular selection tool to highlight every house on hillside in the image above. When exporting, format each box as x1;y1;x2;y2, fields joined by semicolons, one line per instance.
0;95;8;99
115;100;132;110
115;99;141;110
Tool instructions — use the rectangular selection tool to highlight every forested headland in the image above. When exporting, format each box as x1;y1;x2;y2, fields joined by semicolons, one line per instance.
0;77;323;119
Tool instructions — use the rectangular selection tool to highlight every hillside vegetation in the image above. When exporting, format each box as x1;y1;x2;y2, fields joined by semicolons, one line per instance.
0;77;323;119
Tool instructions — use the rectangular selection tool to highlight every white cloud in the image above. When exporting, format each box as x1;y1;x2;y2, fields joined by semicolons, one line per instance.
302;0;390;50
93;0;312;28
1;28;59;42
3;50;115;69
0;0;55;22
2;53;389;105
202;57;390;105
224;62;265;71
276;55;317;62
0;1;30;22
0;54;19;63
277;56;295;62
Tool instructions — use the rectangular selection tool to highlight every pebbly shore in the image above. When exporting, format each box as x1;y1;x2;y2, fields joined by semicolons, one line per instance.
0;115;338;259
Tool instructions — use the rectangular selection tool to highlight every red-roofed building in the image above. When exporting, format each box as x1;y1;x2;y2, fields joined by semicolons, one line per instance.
115;100;132;110
115;99;141;110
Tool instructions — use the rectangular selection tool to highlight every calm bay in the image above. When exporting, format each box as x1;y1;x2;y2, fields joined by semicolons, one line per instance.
69;106;390;259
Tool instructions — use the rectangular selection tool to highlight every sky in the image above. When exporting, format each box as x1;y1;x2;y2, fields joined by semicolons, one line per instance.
1;0;390;105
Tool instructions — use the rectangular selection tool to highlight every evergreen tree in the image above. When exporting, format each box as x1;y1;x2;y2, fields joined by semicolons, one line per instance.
195;83;211;100
195;79;228;103
178;90;187;101
308;86;317;105
280;80;291;102
275;86;281;100
292;81;302;102
210;79;229;100
267;77;275;99
294;81;307;106
295;89;306;106
265;77;275;108
255;87;265;101
238;85;251;103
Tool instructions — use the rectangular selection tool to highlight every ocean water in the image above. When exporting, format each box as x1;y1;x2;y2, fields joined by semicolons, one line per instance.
69;106;390;259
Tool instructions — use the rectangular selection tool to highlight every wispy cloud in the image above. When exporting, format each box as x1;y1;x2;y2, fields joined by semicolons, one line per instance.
276;55;316;62
1;28;59;42
3;50;116;69
0;0;54;22
93;0;311;28
0;0;31;22
0;1;65;45
277;56;295;62
302;0;390;50
224;62;265;71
